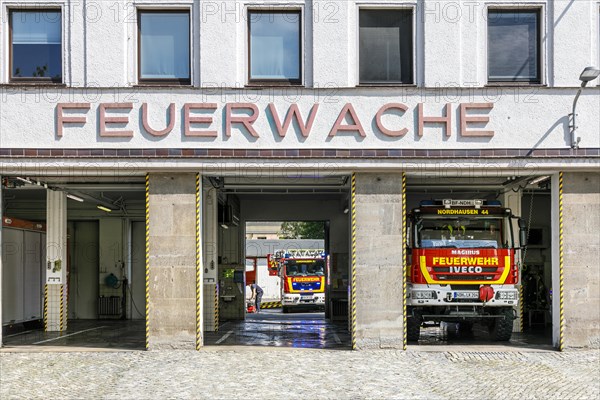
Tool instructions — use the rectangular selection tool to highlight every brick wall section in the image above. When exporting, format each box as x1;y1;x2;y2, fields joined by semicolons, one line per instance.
0;148;599;158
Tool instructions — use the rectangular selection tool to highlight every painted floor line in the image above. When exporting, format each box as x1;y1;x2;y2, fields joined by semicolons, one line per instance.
215;330;235;344
333;333;342;344
4;330;35;338
32;326;108;345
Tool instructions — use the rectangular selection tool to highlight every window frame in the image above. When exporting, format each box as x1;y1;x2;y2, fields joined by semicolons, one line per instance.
486;7;543;85
247;9;303;86
357;6;416;86
9;8;63;84
137;9;192;86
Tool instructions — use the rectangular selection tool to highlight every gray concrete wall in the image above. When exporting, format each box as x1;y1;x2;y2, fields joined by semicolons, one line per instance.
98;219;123;299
130;221;146;320
148;174;197;349
354;173;404;349
561;172;600;348
68;221;99;319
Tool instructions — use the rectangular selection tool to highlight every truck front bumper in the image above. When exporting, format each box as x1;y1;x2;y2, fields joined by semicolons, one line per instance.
282;293;325;306
407;284;519;307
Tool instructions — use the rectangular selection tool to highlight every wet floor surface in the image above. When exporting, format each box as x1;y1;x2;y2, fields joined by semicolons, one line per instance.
2;319;145;350
205;309;351;349
2;314;552;351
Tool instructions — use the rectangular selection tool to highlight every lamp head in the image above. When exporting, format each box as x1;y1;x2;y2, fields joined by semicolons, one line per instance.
579;66;600;85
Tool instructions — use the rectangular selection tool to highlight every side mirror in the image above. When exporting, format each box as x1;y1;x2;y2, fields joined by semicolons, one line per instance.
519;227;528;248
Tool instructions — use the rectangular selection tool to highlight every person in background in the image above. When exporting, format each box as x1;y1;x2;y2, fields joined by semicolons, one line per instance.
250;281;263;313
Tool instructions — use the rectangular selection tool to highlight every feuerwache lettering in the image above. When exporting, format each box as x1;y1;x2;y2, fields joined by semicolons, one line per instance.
56;102;494;140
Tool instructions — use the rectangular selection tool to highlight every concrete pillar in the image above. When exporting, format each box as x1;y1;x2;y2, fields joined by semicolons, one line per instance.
353;173;404;349
46;190;68;331
148;173;199;349
552;172;600;348
502;186;523;332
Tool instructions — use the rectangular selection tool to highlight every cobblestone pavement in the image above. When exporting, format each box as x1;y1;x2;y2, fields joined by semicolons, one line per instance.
1;348;598;399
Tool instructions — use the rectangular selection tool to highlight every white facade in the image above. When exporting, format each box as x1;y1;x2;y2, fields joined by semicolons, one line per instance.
0;0;598;153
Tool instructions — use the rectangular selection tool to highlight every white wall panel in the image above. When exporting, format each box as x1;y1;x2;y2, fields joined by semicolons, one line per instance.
2;229;24;324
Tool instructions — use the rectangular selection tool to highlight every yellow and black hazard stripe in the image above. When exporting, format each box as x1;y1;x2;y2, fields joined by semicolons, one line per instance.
351;173;357;350
43;284;48;332
559;172;565;351
59;284;64;332
518;285;524;332
195;173;202;351
260;301;282;309
145;173;150;350
402;172;407;350
214;285;219;332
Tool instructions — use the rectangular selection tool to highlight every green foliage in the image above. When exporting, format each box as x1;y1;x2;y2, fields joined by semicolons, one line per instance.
279;221;325;239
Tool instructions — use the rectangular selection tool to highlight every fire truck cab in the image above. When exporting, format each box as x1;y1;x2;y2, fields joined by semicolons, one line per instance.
406;199;528;341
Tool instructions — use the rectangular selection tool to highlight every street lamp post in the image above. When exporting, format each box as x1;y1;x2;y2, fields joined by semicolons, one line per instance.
569;66;600;149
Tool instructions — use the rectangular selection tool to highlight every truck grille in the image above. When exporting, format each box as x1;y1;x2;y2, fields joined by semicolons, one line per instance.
431;267;501;282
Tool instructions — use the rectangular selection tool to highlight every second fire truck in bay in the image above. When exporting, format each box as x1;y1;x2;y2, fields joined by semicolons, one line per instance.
268;249;327;313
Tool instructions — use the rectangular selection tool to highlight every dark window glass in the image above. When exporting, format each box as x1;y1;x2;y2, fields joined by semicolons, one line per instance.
11;10;62;82
359;9;413;84
139;11;190;83
249;11;301;82
488;10;540;82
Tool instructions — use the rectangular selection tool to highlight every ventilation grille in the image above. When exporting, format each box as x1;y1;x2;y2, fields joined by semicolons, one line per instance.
98;296;121;317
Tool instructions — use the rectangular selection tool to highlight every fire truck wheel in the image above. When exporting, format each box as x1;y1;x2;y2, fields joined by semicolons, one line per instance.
282;306;290;314
407;312;422;341
490;308;514;341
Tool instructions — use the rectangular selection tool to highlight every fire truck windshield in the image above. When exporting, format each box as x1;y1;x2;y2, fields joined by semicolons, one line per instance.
415;217;506;249
284;260;325;277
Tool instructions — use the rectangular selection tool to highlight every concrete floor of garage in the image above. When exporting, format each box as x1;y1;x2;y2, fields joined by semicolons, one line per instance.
418;322;553;350
1;311;552;351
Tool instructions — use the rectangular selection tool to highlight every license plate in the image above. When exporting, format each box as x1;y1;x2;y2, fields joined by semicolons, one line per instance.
300;293;313;297
454;291;479;299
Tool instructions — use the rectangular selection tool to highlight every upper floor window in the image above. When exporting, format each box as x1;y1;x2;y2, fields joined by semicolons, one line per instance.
248;10;301;84
10;10;62;83
359;9;413;85
138;10;190;85
488;9;541;83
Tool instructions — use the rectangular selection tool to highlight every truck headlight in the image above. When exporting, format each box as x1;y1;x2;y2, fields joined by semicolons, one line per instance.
496;291;518;300
412;291;436;300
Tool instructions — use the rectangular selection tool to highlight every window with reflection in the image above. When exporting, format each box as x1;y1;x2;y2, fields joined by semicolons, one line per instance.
488;10;540;83
138;10;190;84
10;10;62;82
359;9;413;84
248;11;301;84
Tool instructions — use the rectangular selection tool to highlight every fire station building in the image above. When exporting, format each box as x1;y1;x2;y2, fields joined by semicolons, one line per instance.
0;0;598;350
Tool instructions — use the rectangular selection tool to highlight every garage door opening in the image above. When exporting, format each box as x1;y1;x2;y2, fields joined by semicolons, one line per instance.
405;175;554;349
202;176;351;349
1;176;146;350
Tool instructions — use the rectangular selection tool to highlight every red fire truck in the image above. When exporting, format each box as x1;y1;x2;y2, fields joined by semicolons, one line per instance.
268;249;326;313
406;199;527;341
